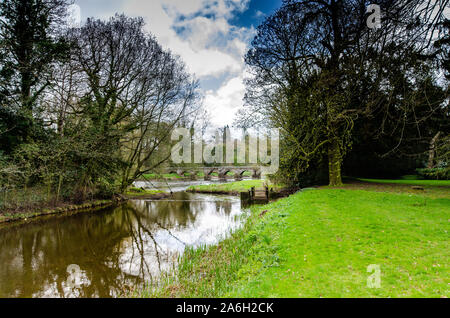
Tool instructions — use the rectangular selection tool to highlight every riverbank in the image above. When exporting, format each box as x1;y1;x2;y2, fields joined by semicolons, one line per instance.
0;199;121;224
124;187;170;200
141;180;449;298
0;187;169;225
186;180;284;195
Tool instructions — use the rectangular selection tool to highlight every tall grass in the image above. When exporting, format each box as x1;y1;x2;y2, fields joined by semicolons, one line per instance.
138;212;259;298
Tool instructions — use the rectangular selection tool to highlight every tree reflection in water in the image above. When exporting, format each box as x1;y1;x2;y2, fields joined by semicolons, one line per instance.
0;192;243;297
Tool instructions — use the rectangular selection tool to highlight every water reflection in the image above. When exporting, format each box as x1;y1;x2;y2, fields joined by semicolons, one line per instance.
0;192;243;298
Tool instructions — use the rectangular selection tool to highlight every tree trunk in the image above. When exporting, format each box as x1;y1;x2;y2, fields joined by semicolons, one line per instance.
427;132;441;169
328;137;343;186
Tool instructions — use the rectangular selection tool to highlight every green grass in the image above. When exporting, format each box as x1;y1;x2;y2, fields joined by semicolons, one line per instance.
142;173;183;180
357;178;450;187
125;187;165;197
143;186;450;298
187;180;282;194
400;175;422;180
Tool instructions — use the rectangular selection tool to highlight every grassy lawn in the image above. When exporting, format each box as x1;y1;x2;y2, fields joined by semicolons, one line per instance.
125;187;165;197
187;180;282;194
334;179;450;199
145;185;449;298
142;173;183;180
356;177;450;187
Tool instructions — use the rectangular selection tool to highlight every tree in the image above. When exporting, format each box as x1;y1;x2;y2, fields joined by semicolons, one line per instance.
238;0;449;186
0;7;203;207
66;15;201;194
0;0;71;113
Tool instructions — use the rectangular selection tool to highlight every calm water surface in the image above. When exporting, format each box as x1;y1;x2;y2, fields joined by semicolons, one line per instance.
0;191;244;298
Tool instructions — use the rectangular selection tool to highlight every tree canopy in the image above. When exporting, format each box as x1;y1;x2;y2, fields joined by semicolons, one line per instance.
0;6;202;208
237;0;449;186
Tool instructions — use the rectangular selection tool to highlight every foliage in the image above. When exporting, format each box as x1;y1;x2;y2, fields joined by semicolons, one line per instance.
65;15;201;193
237;0;449;186
416;168;450;181
0;8;201;209
0;0;71;112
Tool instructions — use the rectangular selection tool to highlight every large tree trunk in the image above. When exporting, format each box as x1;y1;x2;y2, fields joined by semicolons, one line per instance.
427;132;441;169
328;137;343;186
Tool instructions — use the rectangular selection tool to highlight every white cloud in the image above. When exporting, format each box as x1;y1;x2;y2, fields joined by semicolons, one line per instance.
444;4;450;19
67;4;82;27
121;0;249;77
255;10;265;18
204;75;245;127
162;0;205;16
119;0;254;126
177;16;230;49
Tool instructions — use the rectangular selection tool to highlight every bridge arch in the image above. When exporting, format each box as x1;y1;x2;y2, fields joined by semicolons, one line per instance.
162;166;263;181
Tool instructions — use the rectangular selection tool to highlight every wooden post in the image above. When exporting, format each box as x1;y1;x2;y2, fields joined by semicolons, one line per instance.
265;186;269;200
240;191;250;201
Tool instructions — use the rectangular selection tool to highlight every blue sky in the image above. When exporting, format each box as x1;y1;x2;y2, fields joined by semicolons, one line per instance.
231;0;281;28
71;0;282;127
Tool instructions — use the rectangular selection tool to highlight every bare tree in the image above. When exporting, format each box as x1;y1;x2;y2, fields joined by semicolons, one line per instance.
67;15;202;193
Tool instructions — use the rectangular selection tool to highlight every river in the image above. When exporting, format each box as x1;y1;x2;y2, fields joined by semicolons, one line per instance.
0;180;246;298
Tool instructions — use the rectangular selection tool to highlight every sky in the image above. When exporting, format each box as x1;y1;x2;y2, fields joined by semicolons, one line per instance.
69;0;282;128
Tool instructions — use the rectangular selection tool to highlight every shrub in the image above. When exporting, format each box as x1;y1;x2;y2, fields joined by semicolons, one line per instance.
416;166;450;180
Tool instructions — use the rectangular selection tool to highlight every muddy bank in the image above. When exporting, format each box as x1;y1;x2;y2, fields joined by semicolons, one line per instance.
0;198;127;225
0;190;176;225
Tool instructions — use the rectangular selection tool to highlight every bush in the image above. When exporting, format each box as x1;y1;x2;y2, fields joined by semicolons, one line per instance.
272;153;328;188
416;166;450;180
95;179;118;199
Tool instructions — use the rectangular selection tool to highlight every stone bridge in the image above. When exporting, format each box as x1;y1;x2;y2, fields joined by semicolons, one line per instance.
164;166;262;181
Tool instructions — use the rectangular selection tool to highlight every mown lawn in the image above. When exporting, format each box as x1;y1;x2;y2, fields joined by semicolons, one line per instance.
357;177;450;187
125;187;165;197
187;180;282;194
144;185;449;298
141;173;183;180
